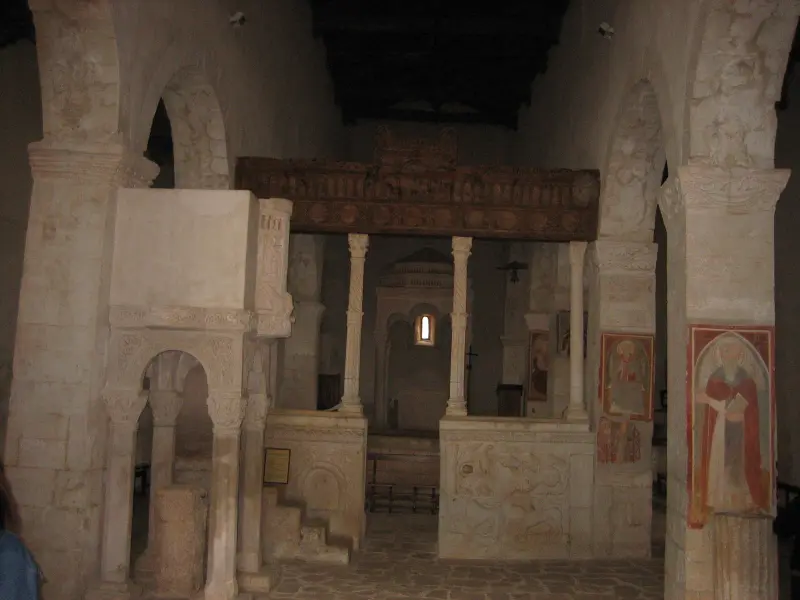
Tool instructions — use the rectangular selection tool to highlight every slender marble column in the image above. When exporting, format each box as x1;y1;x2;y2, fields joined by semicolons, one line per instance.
446;236;472;416
96;389;148;597
205;390;246;600
237;391;268;573
340;234;369;414
565;241;588;421
145;390;183;545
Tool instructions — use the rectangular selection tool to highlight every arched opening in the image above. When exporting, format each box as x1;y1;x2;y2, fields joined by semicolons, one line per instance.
130;350;211;585
143;66;231;190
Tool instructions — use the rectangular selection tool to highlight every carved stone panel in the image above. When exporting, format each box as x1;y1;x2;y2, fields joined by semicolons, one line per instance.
439;419;593;560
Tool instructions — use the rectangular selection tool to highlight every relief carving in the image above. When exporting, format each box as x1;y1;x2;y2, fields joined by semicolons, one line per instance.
236;130;600;241
103;388;148;426
256;199;294;338
443;442;570;556
206;390;246;433
593;241;657;274
677;166;790;215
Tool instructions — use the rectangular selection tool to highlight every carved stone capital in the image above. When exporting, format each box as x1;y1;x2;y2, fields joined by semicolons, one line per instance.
149;390;184;427
244;393;268;429
207;390;246;434
103;388;148;427
348;233;369;258
452;236;473;259
568;241;587;267
592;241;657;274
677;166;790;214
29;140;159;188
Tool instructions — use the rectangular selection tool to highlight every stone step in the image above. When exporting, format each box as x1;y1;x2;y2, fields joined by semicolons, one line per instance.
238;564;281;598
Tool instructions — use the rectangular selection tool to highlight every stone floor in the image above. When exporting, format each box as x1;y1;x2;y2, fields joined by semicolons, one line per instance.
267;514;664;600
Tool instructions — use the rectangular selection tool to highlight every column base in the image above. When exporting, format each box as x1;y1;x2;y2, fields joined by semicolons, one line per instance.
339;397;363;414
445;399;467;416
238;564;281;597
204;578;238;600
85;580;142;600
236;551;262;575
563;406;588;422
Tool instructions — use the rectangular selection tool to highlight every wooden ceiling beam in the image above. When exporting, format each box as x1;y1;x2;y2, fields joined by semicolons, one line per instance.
313;15;560;37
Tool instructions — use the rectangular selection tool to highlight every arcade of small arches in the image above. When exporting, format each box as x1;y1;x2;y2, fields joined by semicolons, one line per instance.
1;2;799;600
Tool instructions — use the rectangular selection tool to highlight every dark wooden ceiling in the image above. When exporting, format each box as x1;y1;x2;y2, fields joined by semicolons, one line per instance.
309;0;571;129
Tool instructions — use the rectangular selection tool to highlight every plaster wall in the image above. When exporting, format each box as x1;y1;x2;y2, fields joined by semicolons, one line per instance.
347;121;513;166
319;235;507;419
0;41;42;453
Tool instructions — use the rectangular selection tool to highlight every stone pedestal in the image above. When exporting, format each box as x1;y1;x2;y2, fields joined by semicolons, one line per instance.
153;486;208;598
341;234;368;414
205;391;245;600
446;236;472;416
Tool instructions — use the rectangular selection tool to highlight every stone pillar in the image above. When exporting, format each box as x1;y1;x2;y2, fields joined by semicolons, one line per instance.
93;389;148;599
278;300;325;409
565;241;588;421
237;391;268;573
660;166;789;600
2;142;157;600
340;234;368;414
137;390;183;572
588;241;657;558
712;514;778;600
205;390;246;600
446;236;472;416
280;234;325;409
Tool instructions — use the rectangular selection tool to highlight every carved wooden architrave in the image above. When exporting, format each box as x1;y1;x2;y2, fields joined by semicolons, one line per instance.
236;129;600;241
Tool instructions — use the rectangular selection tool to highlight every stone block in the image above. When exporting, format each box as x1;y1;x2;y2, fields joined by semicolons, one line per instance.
18;411;69;440
54;470;103;508
17;437;67;469
569;454;594;507
5;466;56;507
153;485;208;598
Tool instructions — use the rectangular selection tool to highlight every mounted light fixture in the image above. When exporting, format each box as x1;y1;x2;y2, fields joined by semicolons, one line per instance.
497;261;529;283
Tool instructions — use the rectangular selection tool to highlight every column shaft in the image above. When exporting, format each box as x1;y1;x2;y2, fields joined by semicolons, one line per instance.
205;391;245;600
446;236;472;416
97;389;147;593
341;234;368;413
237;390;267;573
566;241;588;421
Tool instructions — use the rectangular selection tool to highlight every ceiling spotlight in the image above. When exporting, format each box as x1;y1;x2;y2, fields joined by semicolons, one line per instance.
598;22;615;40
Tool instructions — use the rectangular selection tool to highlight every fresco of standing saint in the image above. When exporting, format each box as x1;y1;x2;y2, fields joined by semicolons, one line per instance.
689;328;774;528
601;333;654;421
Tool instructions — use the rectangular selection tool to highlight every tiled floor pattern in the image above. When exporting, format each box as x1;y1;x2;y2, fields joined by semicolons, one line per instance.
267;514;664;600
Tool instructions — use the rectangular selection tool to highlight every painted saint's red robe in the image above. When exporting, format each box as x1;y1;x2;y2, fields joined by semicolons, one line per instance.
696;367;767;518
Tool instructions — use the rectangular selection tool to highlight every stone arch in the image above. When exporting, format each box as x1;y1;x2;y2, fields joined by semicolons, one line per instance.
598;80;666;242
137;61;231;189
686;0;799;168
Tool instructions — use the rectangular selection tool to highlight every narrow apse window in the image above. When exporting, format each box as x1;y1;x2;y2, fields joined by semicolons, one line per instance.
415;314;435;347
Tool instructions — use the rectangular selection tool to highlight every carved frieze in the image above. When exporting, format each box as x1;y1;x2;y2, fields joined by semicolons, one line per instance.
236;158;600;241
676;166;790;215
593;241;657;274
109;305;254;331
255;198;294;338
